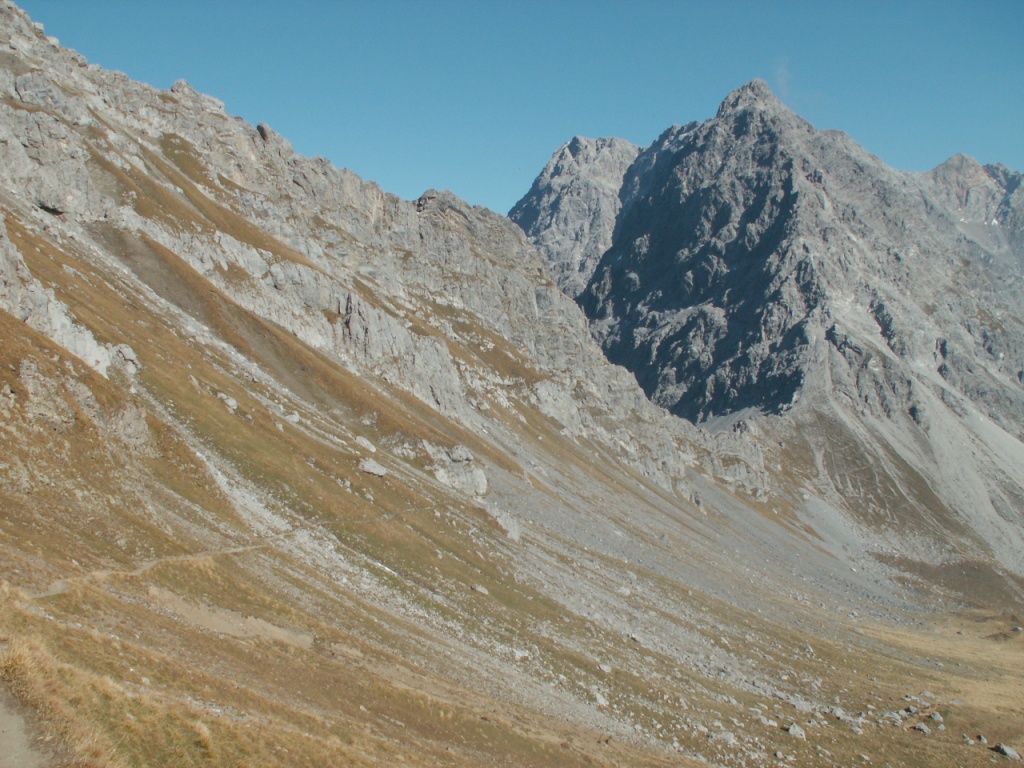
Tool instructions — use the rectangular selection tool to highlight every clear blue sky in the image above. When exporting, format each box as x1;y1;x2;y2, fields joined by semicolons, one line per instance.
17;0;1023;214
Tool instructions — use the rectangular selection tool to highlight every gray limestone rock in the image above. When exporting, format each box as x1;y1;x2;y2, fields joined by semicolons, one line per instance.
358;458;388;477
784;722;806;740
15;69;90;125
514;78;1024;582
509;136;639;298
519;80;1024;431
995;744;1022;761
0;7;744;508
423;440;488;497
0;220;135;376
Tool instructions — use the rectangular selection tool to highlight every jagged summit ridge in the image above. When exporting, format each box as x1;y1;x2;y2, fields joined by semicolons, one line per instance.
515;79;1024;429
601;103;810;418
509;136;639;298
515;80;1024;577
715;78;787;118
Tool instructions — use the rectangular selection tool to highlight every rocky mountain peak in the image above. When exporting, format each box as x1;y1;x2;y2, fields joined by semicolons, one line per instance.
928;153;992;199
510;81;1024;614
544;135;639;182
564;134;623;160
924;154;1024;259
715;78;786;119
518;80;1024;432
508;135;639;297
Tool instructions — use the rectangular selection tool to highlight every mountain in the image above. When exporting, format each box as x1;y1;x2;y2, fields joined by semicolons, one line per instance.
513;80;1024;426
509;136;640;299
1;5;1022;766
514;78;1024;594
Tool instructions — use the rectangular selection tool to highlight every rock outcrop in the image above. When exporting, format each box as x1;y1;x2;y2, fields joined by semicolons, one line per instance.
515;80;1024;429
510;136;639;298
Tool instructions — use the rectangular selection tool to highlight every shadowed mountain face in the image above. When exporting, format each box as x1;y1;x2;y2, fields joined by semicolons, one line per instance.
513;80;1024;428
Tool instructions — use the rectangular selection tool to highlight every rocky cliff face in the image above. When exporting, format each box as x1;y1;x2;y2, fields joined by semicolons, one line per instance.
509;136;639;298
515;79;1024;579
515;80;1024;428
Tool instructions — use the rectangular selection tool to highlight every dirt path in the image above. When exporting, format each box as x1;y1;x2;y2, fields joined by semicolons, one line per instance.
0;687;49;768
28;538;283;600
4;535;295;765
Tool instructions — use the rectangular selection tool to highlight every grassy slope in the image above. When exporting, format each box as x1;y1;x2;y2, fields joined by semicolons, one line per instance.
0;89;1020;768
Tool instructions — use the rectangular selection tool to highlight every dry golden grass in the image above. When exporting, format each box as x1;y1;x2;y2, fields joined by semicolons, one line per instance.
860;611;1024;734
0;562;697;768
0;208;698;766
0;631;121;768
157;134;216;189
137;140;322;273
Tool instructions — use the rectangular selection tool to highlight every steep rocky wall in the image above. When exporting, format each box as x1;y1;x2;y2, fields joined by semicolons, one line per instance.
514;79;1024;577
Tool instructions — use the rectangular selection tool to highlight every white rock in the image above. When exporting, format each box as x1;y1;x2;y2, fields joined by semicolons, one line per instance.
358;458;388;477
784;723;806;740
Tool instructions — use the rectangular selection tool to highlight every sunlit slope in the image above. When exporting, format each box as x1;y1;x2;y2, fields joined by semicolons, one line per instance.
0;4;1021;766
